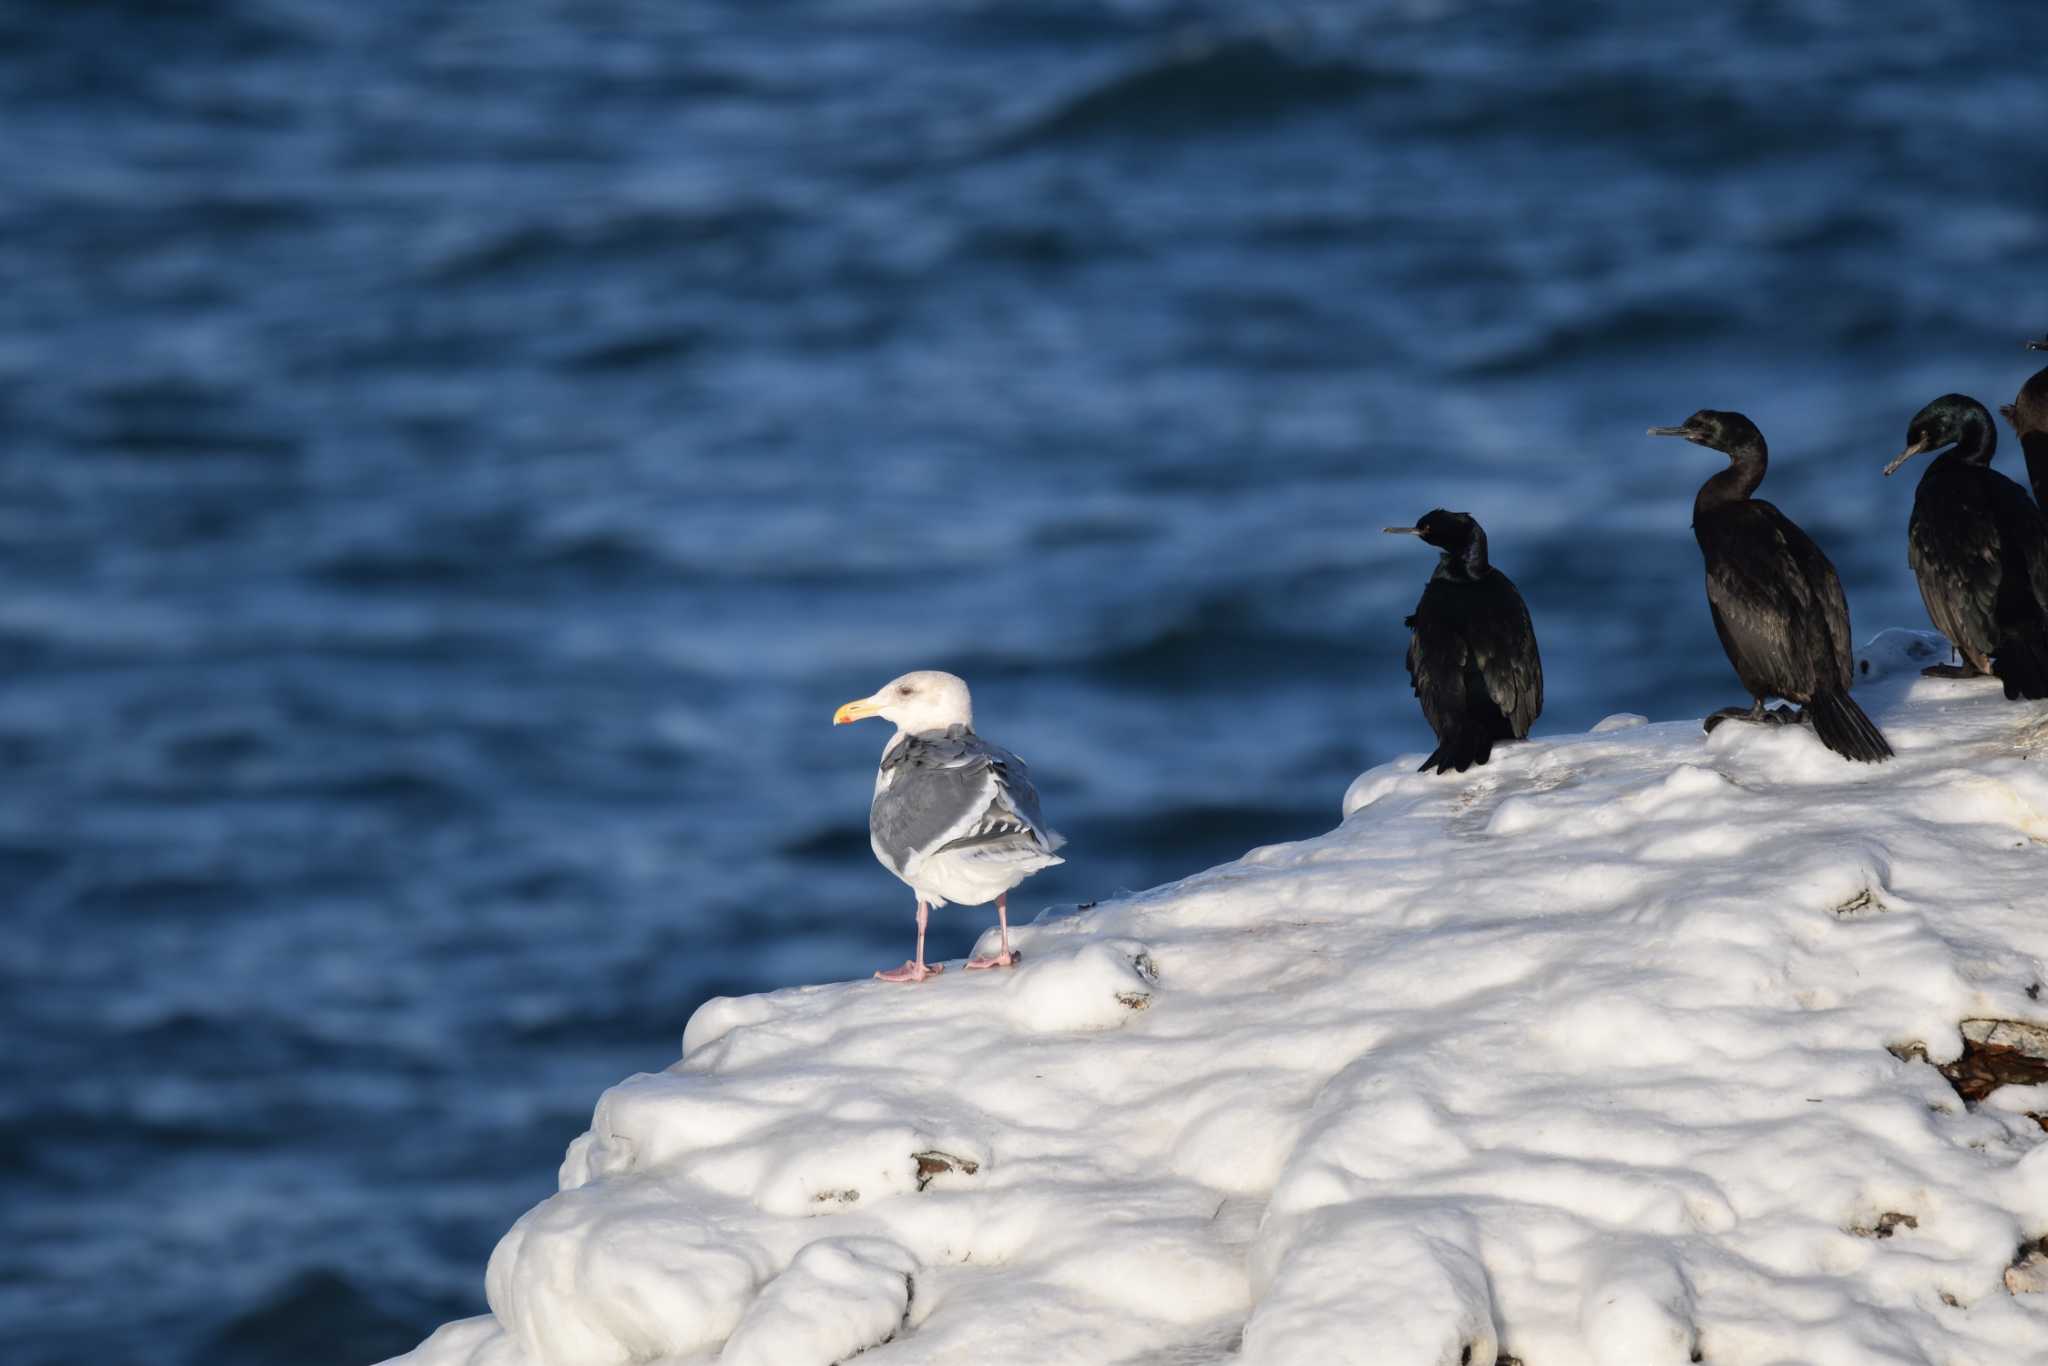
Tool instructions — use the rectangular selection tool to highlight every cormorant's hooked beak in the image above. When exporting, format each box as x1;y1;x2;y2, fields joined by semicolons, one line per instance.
1882;436;1936;477
1645;425;1694;441
833;696;881;725
1381;526;1424;536
2002;403;2020;426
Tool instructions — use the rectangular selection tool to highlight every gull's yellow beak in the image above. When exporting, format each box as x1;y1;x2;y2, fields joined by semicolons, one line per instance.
833;697;880;725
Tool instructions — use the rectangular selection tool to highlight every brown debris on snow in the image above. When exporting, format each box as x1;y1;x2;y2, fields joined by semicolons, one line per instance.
912;1150;980;1191
1892;1018;2048;1128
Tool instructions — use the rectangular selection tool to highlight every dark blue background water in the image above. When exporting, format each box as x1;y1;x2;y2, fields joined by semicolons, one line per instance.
3;3;2045;1362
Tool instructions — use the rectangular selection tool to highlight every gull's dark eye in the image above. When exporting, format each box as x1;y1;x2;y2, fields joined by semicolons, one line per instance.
897;685;913;696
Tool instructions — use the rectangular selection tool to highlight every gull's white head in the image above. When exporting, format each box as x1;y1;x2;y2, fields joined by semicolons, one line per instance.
833;670;973;734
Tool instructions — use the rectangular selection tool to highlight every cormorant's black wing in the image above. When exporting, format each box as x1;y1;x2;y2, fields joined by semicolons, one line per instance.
1770;507;1858;688
1404;575;1542;741
1908;467;2009;661
1986;473;2048;614
1403;591;1467;741
1982;470;2048;697
1469;571;1543;738
1701;502;1848;695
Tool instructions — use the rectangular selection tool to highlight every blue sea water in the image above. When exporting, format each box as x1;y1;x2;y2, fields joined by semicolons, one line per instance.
1;2;2044;1362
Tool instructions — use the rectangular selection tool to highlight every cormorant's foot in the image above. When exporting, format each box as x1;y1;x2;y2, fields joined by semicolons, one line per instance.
1706;703;1802;734
1920;663;1981;679
875;961;943;983
964;950;1018;971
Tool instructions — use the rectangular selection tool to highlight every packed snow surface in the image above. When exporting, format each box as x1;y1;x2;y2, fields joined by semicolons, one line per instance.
391;631;2048;1366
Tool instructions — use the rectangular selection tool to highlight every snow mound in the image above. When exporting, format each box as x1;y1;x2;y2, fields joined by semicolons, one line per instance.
388;631;2048;1366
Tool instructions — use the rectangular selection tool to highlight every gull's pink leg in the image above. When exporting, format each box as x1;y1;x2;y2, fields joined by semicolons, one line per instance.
876;899;944;983
966;892;1018;970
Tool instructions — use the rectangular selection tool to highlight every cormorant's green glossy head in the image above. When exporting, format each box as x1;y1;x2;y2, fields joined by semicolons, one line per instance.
1646;409;1764;459
1887;393;1994;475
1382;508;1482;554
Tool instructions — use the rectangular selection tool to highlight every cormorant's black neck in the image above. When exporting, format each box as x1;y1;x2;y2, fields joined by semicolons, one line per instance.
1934;407;1996;468
1432;527;1490;582
1694;438;1766;518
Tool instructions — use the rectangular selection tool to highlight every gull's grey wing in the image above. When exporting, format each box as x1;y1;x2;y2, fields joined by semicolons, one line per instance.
870;727;1060;875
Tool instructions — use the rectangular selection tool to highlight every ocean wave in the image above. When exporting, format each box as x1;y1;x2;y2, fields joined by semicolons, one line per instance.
948;219;1116;269
1393;66;1860;167
204;1268;444;1366
65;373;300;461
1078;801;1332;862
306;524;670;586
1078;590;1364;684
555;326;705;374
1451;299;1740;379
998;34;1387;149
86;421;299;461
0;841;62;897
780;822;870;863
65;872;248;918
420;202;795;284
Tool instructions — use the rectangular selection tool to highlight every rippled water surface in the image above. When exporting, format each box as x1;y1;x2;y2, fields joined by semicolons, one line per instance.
3;2;2046;1361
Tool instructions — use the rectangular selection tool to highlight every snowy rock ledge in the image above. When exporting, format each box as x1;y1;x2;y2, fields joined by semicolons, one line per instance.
390;630;2048;1366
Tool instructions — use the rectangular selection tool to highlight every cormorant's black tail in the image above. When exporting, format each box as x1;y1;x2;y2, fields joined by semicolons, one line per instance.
1806;688;1893;763
1418;728;1495;775
1991;624;2048;701
1420;665;1524;775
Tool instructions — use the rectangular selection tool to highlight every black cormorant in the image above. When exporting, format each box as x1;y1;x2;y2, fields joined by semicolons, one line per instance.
1648;410;1891;762
1999;335;2048;512
1384;510;1542;774
1883;393;2048;700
